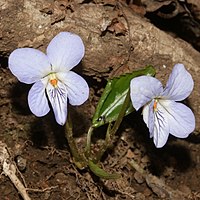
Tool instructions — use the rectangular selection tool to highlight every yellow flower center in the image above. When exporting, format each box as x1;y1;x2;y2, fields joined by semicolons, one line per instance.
153;99;158;112
50;79;58;87
49;73;58;87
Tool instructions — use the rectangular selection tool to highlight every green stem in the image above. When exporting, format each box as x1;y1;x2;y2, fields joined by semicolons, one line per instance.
94;89;131;163
109;89;131;139
93;123;111;163
85;126;94;158
65;113;87;169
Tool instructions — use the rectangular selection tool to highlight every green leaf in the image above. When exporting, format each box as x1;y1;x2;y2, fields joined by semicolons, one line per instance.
88;160;121;179
92;66;156;127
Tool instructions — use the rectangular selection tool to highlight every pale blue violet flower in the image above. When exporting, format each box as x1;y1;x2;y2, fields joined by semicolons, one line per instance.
130;64;195;148
9;32;89;125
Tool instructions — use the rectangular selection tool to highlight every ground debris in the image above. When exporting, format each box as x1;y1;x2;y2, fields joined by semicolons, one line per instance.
129;159;192;200
0;141;31;200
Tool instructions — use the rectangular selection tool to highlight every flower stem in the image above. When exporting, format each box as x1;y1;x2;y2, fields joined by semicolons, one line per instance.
94;89;131;163
85;126;94;159
65;113;87;169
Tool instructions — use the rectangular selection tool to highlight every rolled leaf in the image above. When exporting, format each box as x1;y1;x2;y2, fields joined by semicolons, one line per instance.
88;160;121;179
92;66;156;127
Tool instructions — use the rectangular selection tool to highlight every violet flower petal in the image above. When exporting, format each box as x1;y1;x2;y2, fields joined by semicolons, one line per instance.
46;32;85;72
46;81;68;125
57;71;89;106
160;100;195;138
162;64;194;101
130;76;163;110
28;80;50;117
9;48;50;84
153;101;170;148
143;100;169;147
143;101;154;138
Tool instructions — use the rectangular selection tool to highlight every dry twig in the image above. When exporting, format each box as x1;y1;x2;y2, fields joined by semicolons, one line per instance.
0;141;31;200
